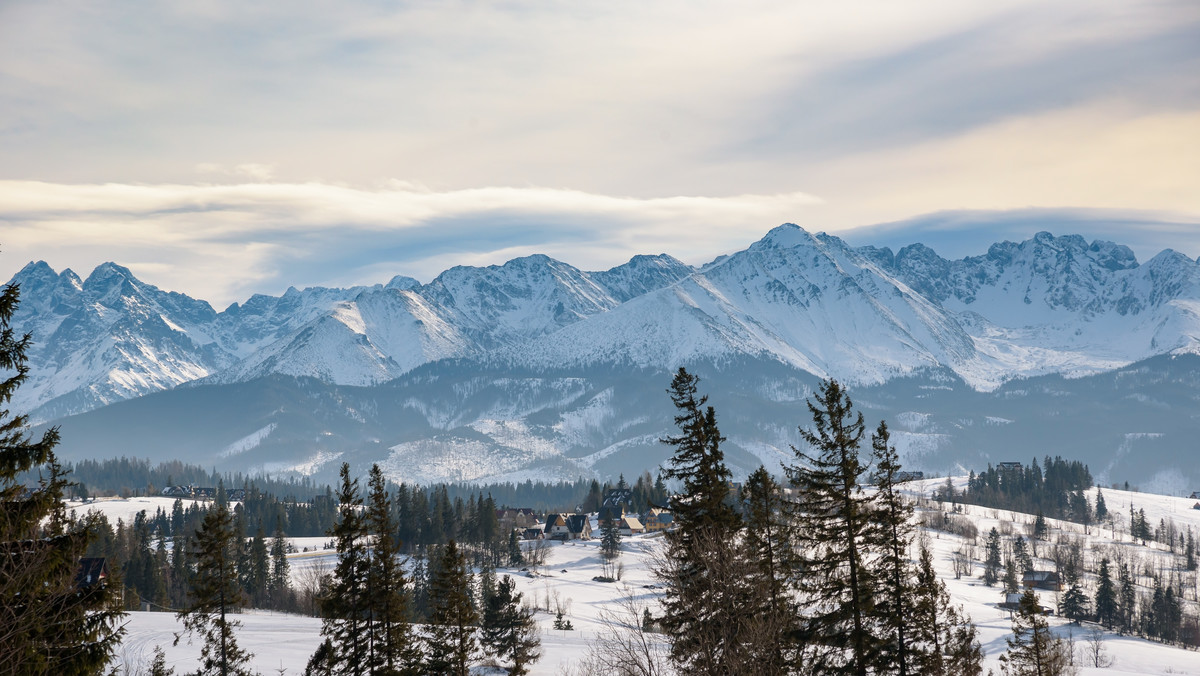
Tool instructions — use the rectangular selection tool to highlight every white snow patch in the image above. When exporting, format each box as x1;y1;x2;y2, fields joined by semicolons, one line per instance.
219;423;276;458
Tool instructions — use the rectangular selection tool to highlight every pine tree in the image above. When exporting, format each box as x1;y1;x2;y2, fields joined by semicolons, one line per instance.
269;525;290;605
425;540;478;676
319;463;369;674
175;500;254;676
1118;563;1136;633
480;575;541;675
365;464;422;675
1059;568;1089;624
655;368;748;674
247;527;269;605
870;421;916;676
1033;512;1048;540
909;544;985;676
148;645;175;676
984;528;1003;586
787;379;880;675
741;466;797;673
1186;529;1197;572
506;529;523;567
0;278;124;674
600;516;622;564
1094;488;1108;522
1000;589;1071;676
1004;557;1021;594
1012;536;1032;574
1094;558;1117;628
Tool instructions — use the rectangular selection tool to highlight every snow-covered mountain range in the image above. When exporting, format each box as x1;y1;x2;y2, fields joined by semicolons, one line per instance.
10;225;1200;486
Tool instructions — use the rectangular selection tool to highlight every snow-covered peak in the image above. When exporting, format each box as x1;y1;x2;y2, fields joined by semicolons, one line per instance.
385;275;421;291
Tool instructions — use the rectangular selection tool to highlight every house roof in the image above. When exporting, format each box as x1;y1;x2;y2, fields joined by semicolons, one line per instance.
602;488;633;507
566;514;590;533
75;557;108;587
621;516;644;530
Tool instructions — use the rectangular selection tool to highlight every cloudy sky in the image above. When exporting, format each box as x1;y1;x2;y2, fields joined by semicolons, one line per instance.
2;1;1198;307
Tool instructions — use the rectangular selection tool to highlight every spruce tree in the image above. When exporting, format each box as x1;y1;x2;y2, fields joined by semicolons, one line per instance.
787;379;879;675
984;528;1003;586
1012;536;1032;574
1033;512;1047;540
365;464;422;675
655;368;748;674
506;530;523;567
741;466;797;673
1094;488;1108;522
269;525;290;605
175;500;254;676
1118;563;1136;633
870;421;916;676
480;575;541;675
0;278;124;674
1094;558;1117;628
319;463;369;674
1000;589;1071;676
910;544;984;676
425;540;478;676
1004;557;1021;594
600;516;622;564
1059;568;1089;624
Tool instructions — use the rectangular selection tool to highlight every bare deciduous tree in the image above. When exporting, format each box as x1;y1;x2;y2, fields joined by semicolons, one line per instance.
569;587;672;676
1084;627;1114;668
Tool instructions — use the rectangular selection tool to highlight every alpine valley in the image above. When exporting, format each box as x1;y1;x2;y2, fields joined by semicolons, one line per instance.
11;225;1200;490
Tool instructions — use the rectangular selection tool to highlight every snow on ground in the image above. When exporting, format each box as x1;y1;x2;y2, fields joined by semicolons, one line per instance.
66;496;209;524
107;481;1200;674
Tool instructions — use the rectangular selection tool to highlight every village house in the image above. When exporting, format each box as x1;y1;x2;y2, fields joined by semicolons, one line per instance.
618;515;645;536
496;508;539;532
598;488;634;528
1022;570;1063;591
75;557;109;588
641;507;674;532
544;513;592;540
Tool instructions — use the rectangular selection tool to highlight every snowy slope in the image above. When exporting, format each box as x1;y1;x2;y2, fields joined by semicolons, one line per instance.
105;483;1200;675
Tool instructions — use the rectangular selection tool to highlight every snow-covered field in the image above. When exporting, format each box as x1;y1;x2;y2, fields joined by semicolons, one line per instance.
93;484;1200;675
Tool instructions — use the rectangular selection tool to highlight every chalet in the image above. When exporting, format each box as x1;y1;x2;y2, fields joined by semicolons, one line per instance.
75;557;109;588
1022;570;1063;591
642;507;674;532
522;527;545;541
997;462;1023;471
161;485;192;497
894;471;925;482
598;489;634;525
1192;502;1200;511
544;513;593;540
496;508;539;531
1000;591;1053;614
618;516;645;536
1190;491;1200;499
597;503;626;528
999;592;1024;611
602;488;634;507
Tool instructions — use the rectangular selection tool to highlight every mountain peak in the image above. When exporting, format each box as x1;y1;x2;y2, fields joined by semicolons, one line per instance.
385;275;421;291
757;223;812;248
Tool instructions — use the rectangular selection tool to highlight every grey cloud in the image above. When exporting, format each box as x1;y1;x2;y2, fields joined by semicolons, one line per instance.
732;10;1200;162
